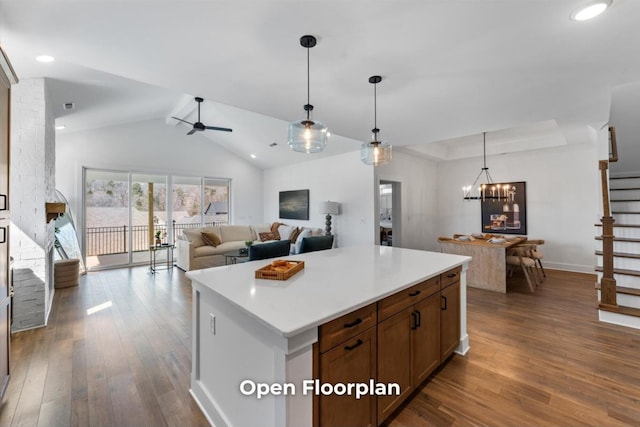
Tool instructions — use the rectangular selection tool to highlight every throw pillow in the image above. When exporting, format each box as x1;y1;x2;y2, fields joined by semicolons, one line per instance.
289;227;302;243
201;231;221;247
278;225;296;241
294;228;312;254
271;222;283;233
259;231;279;242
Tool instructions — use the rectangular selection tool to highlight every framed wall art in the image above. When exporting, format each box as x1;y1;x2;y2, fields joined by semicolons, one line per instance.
480;181;527;235
279;189;309;220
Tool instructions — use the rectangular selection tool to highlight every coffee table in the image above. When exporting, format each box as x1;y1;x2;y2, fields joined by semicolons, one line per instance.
223;249;249;265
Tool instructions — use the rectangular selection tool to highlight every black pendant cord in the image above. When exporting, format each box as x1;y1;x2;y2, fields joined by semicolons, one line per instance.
482;131;487;170
373;82;377;139
306;45;310;121
369;75;382;144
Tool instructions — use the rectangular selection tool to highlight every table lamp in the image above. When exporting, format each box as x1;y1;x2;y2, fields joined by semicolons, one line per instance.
319;201;340;236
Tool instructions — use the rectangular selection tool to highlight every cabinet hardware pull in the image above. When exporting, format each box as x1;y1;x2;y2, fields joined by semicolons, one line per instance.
415;310;421;327
0;194;6;211
441;296;447;310
343;318;362;328
344;339;363;351
0;226;6;244
411;311;418;330
408;290;421;297
447;273;456;278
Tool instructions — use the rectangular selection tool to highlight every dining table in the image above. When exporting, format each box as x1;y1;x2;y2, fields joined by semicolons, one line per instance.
438;235;527;293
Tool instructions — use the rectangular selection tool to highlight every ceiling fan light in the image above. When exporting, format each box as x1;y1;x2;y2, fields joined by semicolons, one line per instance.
360;141;392;166
288;119;328;153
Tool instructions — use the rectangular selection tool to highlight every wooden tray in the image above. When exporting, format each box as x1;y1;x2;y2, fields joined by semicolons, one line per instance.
255;260;305;281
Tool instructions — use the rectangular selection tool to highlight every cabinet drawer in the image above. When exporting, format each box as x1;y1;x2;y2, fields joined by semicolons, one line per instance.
441;266;461;289
378;277;440;322
319;303;377;353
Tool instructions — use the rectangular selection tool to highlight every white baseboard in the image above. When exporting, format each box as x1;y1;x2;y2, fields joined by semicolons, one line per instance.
598;310;640;330
544;262;595;274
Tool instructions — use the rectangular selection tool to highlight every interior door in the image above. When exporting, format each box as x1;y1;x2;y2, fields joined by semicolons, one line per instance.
0;46;17;400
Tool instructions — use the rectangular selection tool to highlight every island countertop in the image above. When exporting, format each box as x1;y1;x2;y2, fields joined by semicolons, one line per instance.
186;245;471;338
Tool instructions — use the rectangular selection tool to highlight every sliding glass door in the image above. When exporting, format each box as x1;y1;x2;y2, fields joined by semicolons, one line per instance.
84;168;230;270
85;169;130;269
204;178;230;226
131;174;168;265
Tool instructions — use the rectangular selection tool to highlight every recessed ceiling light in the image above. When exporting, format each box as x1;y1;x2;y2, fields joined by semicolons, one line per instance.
55;125;66;130
571;0;612;21
35;55;55;63
250;154;257;159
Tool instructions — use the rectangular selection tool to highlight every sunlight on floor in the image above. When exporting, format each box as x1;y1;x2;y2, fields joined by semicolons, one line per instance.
86;300;113;315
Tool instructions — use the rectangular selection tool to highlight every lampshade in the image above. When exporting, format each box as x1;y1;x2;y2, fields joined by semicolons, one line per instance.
319;201;340;215
361;141;392;166
288;119;328;153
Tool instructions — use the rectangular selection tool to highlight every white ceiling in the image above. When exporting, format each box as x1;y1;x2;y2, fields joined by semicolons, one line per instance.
1;0;639;169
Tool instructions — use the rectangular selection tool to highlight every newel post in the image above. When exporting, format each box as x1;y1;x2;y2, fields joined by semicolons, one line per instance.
599;160;617;308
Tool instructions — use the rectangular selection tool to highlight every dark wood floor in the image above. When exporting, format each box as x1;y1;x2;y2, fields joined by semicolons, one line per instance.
1;267;638;426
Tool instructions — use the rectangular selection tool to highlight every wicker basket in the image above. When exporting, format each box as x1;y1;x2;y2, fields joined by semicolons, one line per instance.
255;260;305;281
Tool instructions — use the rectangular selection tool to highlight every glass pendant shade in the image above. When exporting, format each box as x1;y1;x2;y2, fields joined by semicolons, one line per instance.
288;119;328;153
361;75;392;166
360;141;392;166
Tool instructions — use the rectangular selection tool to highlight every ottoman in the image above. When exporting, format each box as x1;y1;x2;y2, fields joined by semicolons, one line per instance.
54;259;80;288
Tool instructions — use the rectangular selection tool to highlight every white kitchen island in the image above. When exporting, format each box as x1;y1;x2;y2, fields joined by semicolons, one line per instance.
187;245;470;427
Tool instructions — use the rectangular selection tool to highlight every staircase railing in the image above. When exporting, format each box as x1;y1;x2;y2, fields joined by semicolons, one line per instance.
598;127;618;308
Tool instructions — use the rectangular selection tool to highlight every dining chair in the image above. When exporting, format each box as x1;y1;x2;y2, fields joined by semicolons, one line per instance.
526;239;546;279
248;239;291;261
506;244;540;292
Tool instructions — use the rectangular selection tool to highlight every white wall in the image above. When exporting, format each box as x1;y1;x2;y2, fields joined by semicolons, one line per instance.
262;151;374;248
56;118;264;235
436;143;599;272
376;150;439;251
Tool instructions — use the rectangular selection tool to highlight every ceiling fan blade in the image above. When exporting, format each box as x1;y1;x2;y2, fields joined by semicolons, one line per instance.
172;116;194;126
187;128;197;135
205;126;233;132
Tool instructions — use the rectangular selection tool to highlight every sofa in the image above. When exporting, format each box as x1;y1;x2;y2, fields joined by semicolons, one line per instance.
176;223;324;271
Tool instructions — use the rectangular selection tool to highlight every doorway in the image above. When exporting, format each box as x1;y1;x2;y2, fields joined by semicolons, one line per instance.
379;180;401;247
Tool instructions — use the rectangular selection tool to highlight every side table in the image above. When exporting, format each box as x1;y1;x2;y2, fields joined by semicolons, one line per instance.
149;244;175;273
223;249;249;265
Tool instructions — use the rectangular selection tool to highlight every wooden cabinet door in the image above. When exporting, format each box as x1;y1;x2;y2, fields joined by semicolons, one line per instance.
377;306;413;423
0;300;8;397
0;50;12;402
412;293;440;385
319;327;377;427
440;281;460;361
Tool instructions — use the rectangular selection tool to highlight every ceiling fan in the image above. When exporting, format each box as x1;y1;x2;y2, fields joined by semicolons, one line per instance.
171;97;233;135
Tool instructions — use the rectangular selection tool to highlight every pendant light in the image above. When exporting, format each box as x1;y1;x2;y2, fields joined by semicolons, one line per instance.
361;75;392;166
288;35;328;153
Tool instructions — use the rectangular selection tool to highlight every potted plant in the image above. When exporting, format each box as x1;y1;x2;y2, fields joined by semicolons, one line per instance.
240;240;253;255
155;230;162;246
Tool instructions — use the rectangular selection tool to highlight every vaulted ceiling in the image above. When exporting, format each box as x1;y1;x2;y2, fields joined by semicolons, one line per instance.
1;0;639;169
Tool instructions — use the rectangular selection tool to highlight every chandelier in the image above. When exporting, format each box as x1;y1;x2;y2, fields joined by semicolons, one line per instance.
462;132;494;201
